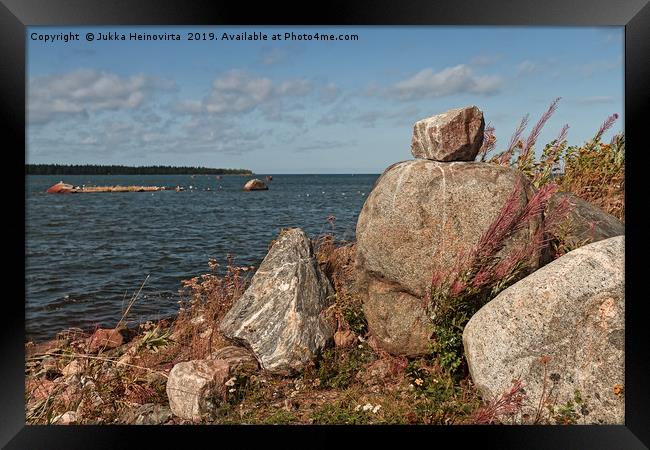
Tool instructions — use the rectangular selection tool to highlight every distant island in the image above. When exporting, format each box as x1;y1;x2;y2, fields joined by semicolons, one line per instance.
26;164;253;176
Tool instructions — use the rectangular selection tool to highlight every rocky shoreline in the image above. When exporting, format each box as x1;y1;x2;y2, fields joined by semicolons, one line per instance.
26;105;625;425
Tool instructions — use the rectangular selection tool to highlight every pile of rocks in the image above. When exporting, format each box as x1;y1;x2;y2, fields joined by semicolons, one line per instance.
355;106;542;356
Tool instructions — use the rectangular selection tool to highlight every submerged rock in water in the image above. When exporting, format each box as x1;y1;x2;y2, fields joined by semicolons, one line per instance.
463;236;625;424
219;228;335;374
242;179;268;191
410;106;485;161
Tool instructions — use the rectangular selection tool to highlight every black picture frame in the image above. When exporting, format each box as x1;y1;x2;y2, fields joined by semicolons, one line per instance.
4;0;649;448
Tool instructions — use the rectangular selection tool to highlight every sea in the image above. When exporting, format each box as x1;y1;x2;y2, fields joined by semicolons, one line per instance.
26;174;379;342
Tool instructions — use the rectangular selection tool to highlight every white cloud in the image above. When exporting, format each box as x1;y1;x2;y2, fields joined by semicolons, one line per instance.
516;60;539;76
276;79;312;96
390;65;503;100
319;82;340;104
205;70;274;114
28;69;175;124
178;70;313;116
171;100;203;114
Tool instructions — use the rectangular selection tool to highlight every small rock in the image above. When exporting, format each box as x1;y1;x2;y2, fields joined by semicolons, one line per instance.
199;326;213;340
242;179;268;191
410;106;485;161
117;353;133;367
119;403;173;425
87;328;124;353
334;329;357;348
166;359;230;421
61;359;84;377
25;378;55;402
357;358;403;386
57;375;82;407
52;410;77;425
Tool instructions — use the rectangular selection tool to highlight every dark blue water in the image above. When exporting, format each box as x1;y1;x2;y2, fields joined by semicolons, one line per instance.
26;174;378;342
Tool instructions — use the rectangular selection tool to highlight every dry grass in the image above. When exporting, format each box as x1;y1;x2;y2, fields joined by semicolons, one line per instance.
486;99;624;221
25;257;252;425
172;256;251;361
558;131;624;221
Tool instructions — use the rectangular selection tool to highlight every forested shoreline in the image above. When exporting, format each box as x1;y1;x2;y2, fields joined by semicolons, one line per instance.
26;164;253;175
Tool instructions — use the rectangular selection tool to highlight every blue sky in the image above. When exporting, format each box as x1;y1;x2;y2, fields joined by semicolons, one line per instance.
27;26;624;173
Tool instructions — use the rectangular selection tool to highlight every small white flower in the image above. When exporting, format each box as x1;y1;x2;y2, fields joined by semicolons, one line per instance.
228;388;236;393
362;403;373;412
354;405;361;411
372;405;381;414
224;377;236;387
358;344;363;349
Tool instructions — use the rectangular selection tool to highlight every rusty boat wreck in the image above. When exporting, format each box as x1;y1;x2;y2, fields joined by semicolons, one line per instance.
46;181;169;194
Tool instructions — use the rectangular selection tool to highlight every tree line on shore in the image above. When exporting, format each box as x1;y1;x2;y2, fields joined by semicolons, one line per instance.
26;164;253;175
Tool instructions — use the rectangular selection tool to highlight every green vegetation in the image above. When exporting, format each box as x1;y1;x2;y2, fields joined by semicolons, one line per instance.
26;164;253;175
316;344;376;389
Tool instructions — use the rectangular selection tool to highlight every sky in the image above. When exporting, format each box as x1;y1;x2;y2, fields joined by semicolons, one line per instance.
26;26;624;173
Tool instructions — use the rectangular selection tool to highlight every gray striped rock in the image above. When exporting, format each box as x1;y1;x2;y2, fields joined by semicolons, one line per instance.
463;236;624;424
411;106;485;161
208;345;259;373
219;228;335;375
355;160;541;356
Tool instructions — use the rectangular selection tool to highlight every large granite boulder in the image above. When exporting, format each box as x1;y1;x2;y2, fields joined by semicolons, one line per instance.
463;236;624;424
410;106;485;161
355;160;540;356
220;228;335;374
546;192;624;249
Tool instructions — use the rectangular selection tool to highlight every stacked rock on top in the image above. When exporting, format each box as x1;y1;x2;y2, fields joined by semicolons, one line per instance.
410;105;485;161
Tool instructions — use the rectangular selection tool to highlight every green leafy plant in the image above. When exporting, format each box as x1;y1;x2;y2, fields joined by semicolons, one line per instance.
137;326;171;353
